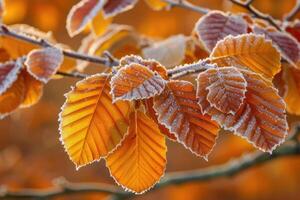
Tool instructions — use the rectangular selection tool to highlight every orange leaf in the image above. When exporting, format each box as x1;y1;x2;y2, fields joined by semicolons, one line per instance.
195;11;248;51
20;70;43;108
103;0;138;18
106;110;167;194
197;67;247;114
66;0;106;37
0;60;22;95
59;74;132;168
153;80;220;158
111;63;166;101
283;64;300;115
0;72;25;119
197;69;288;153
210;34;281;79
25;47;64;83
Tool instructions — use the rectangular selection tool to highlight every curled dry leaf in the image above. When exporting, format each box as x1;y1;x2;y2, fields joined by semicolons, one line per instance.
103;0;138;18
66;0;106;37
20;70;44;108
253;26;300;69
282;64;300;115
197;69;288;153
0;60;22;95
153;80;220;158
195;11;248;52
144;0;168;10
197;67;247;115
25;47;64;83
59;74;132;169
0;73;25;119
142;35;187;68
106;110;167;194
110;63;166;102
210;34;281;79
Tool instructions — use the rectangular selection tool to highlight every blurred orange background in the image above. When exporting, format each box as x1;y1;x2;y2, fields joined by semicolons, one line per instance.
1;0;300;199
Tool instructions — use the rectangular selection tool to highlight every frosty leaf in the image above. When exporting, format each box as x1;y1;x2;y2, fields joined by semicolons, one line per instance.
103;0;138;18
111;63;166;101
20;70;44;108
210;34;281;79
153;80;220;158
106;110;167;194
0;60;22;95
197;69;288;153
195;11;248;52
59;74;132;168
142;35;187;68
0;73;25;119
144;0;168;10
66;0;106;37
25;47;64;83
283;64;300;115
254;26;300;68
145;98;177;140
285;20;300;42
197;67;247;114
120;55;168;79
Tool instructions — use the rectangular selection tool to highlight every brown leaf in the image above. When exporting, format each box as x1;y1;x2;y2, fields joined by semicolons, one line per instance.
25;47;64;83
197;69;288;153
0;60;22;95
195;11;248;51
111;63;166;102
153;80;220;158
103;0;138;18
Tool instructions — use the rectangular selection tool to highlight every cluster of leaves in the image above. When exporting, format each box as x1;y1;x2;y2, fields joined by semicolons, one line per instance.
1;0;300;195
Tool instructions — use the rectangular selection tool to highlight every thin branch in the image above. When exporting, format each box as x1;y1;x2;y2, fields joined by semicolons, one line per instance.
0;25;119;67
56;71;88;79
229;0;282;31
1;142;299;199
284;0;300;21
162;0;210;14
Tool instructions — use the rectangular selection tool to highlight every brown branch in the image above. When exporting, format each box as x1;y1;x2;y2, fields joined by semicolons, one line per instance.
56;71;88;79
284;0;300;21
1;141;299;199
0;25;120;68
229;0;282;31
162;0;210;14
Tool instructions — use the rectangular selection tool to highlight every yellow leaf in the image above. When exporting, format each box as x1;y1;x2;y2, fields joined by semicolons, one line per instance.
90;11;112;36
144;0;168;10
283;64;300;115
210;34;281;79
59;74;132;168
153;80;220;158
106;110;167;194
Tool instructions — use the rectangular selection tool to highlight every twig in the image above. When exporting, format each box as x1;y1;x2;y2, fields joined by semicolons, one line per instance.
1;142;299;199
167;59;216;78
0;25;119;67
56;71;88;79
229;0;282;31
284;0;300;21
162;0;210;14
